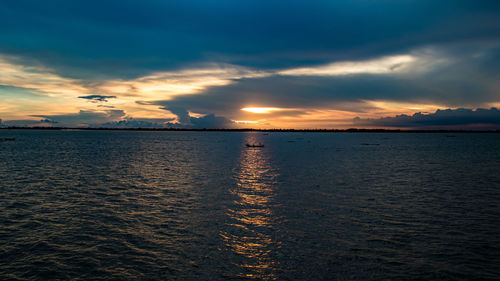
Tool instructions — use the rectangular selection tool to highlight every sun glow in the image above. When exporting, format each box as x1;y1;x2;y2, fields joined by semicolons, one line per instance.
241;107;282;114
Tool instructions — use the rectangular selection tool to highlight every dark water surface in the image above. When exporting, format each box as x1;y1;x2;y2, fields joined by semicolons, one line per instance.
1;130;499;280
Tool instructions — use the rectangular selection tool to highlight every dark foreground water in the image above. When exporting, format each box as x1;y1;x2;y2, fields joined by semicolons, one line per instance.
1;130;499;280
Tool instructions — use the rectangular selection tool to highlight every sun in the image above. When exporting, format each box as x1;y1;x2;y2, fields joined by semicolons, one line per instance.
241;107;282;114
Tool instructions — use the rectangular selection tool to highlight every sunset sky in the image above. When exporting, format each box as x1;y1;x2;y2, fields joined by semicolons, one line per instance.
1;0;500;129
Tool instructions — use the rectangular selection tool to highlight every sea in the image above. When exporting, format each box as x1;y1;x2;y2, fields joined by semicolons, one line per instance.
1;130;499;280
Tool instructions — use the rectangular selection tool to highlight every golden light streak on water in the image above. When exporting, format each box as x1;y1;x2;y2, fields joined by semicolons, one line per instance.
220;133;281;280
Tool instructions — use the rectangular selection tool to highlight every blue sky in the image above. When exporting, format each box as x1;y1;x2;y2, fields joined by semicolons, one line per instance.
0;0;499;128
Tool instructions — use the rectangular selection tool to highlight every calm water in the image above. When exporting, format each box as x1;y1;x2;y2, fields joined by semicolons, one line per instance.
1;130;499;280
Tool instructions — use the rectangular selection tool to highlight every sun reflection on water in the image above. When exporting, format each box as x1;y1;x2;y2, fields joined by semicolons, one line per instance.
220;133;281;280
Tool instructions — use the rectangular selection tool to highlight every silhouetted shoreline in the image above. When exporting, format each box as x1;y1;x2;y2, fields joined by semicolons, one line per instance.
1;127;499;133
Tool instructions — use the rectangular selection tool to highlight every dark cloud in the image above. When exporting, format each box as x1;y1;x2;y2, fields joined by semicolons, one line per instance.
188;114;235;129
1;1;499;79
354;108;500;129
78;95;117;102
40;118;58;124
97;104;116;108
162;107;234;129
162;106;191;125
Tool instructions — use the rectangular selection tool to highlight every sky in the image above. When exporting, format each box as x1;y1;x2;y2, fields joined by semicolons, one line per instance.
1;0;500;129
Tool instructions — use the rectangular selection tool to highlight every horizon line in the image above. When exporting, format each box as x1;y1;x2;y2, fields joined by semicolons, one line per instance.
1;127;499;133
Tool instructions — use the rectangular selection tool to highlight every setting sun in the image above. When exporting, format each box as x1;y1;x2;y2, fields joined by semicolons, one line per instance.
241;107;282;114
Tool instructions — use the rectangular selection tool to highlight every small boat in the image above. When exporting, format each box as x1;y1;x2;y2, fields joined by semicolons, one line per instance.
246;143;264;148
0;137;15;141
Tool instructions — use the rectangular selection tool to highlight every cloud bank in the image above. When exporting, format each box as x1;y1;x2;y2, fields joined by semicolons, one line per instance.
354;108;500;129
33;110;126;127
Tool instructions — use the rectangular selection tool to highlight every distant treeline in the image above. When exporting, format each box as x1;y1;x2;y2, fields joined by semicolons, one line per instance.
1;127;499;133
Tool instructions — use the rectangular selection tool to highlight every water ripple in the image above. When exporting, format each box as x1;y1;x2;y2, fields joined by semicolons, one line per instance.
0;131;499;280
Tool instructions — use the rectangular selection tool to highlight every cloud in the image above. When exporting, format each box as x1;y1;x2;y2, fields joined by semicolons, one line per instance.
188;114;235;129
40;118;58;124
33;109;126;127
96;65;268;99
3;42;497;129
78;95;116;102
353;107;500;129
1;1;499;79
1;111;179;128
146;74;430;118
162;106;234;129
0;55;266;121
278;55;416;76
0;55;87;97
0;119;52;127
149;44;500;120
101;118;175;128
1;0;499;129
162;106;191;125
